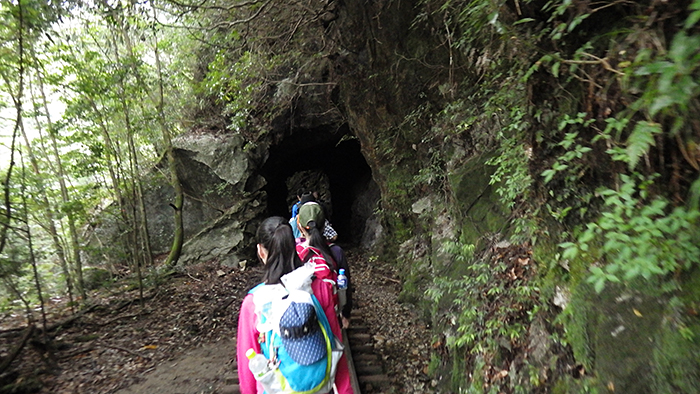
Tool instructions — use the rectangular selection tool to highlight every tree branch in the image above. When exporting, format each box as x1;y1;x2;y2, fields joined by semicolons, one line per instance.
166;0;265;12
560;52;624;76
209;0;274;29
0;325;34;374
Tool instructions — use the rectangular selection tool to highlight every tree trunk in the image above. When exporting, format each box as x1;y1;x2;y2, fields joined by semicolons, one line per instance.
20;163;48;334
18;96;70;300
163;146;184;266
114;2;184;266
31;63;75;308
20;72;86;301
0;107;19;257
108;30;152;300
89;98;126;209
149;5;184;266
0;0;25;256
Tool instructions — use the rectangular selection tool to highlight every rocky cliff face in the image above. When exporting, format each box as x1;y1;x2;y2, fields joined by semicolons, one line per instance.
89;0;700;392
85;0;515;388
257;2;699;392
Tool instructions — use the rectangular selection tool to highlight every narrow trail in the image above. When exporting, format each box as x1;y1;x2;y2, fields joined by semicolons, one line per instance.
222;247;431;394
5;248;432;393
114;248;434;394
346;249;433;393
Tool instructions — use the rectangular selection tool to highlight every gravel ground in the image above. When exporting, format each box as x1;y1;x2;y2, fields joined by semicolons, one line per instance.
348;249;433;393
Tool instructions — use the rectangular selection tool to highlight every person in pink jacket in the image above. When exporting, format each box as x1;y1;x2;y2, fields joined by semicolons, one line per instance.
295;202;338;279
236;216;352;394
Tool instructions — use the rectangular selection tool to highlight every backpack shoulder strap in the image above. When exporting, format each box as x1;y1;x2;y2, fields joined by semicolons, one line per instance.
308;292;335;344
248;282;266;294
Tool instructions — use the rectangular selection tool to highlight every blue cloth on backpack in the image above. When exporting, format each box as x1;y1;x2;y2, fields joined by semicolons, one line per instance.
248;283;338;393
289;216;302;239
279;302;325;365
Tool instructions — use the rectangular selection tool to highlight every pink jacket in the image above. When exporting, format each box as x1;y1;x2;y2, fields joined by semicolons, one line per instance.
296;243;337;282
296;243;339;310
236;276;352;394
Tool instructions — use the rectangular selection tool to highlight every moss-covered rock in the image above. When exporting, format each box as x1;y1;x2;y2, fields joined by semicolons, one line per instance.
449;154;509;248
83;267;113;290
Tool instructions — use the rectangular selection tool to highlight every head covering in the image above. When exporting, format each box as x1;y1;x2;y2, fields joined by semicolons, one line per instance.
299;192;316;205
297;202;324;231
279;295;326;365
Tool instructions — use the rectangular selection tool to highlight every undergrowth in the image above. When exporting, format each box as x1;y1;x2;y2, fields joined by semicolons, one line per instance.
416;0;700;392
426;240;539;393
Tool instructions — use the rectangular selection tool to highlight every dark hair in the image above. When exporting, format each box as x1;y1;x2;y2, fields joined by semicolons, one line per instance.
303;220;337;271
299;192;316;205
257;216;302;284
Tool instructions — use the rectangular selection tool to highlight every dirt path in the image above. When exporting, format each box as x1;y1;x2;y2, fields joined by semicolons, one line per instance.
115;340;236;394
109;249;433;394
1;249;431;394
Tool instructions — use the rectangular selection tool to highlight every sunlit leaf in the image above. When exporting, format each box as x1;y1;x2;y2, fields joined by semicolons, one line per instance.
513;18;535;25
626;121;661;170
649;95;675;117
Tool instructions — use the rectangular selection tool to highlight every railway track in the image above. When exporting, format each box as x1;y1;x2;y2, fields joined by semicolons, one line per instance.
343;311;393;393
229;308;392;394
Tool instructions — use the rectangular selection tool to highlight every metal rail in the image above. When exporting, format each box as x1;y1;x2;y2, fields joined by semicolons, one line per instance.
342;326;363;394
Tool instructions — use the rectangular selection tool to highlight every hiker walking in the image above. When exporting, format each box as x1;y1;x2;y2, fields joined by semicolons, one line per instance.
290;191;337;241
236;216;352;394
295;202;338;282
295;202;353;329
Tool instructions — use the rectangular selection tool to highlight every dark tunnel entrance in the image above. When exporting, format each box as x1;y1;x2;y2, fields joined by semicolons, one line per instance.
260;127;378;246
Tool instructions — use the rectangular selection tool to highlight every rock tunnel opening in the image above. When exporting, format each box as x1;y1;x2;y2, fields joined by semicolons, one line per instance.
260;127;378;246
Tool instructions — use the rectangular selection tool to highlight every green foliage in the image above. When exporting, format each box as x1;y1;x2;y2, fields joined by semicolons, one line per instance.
415;0;509;50
411;1;700;392
82;267;113;290
486;107;533;210
203;181;233;200
426;240;538;391
630;29;700;131
0;226;65;311
413;145;449;196
201;49;264;132
540;113;594;185
0;0;199;311
623;121;662;170
532;0;700;296
650;271;700;392
560;174;700;293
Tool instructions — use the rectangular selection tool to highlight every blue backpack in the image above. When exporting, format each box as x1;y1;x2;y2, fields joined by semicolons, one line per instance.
248;265;343;394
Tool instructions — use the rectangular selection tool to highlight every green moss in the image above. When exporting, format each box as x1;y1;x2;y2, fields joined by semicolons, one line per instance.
398;267;429;305
561;284;595;370
653;324;700;393
552;375;601;394
533;235;597;372
651;269;700;393
427;352;441;375
553;272;700;394
542;253;700;393
448;153;509;247
451;350;470;392
533;238;565;297
552;377;569;394
83;267;113;290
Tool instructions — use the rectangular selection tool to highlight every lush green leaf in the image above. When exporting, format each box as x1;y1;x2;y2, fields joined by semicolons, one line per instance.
626;121;661;170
